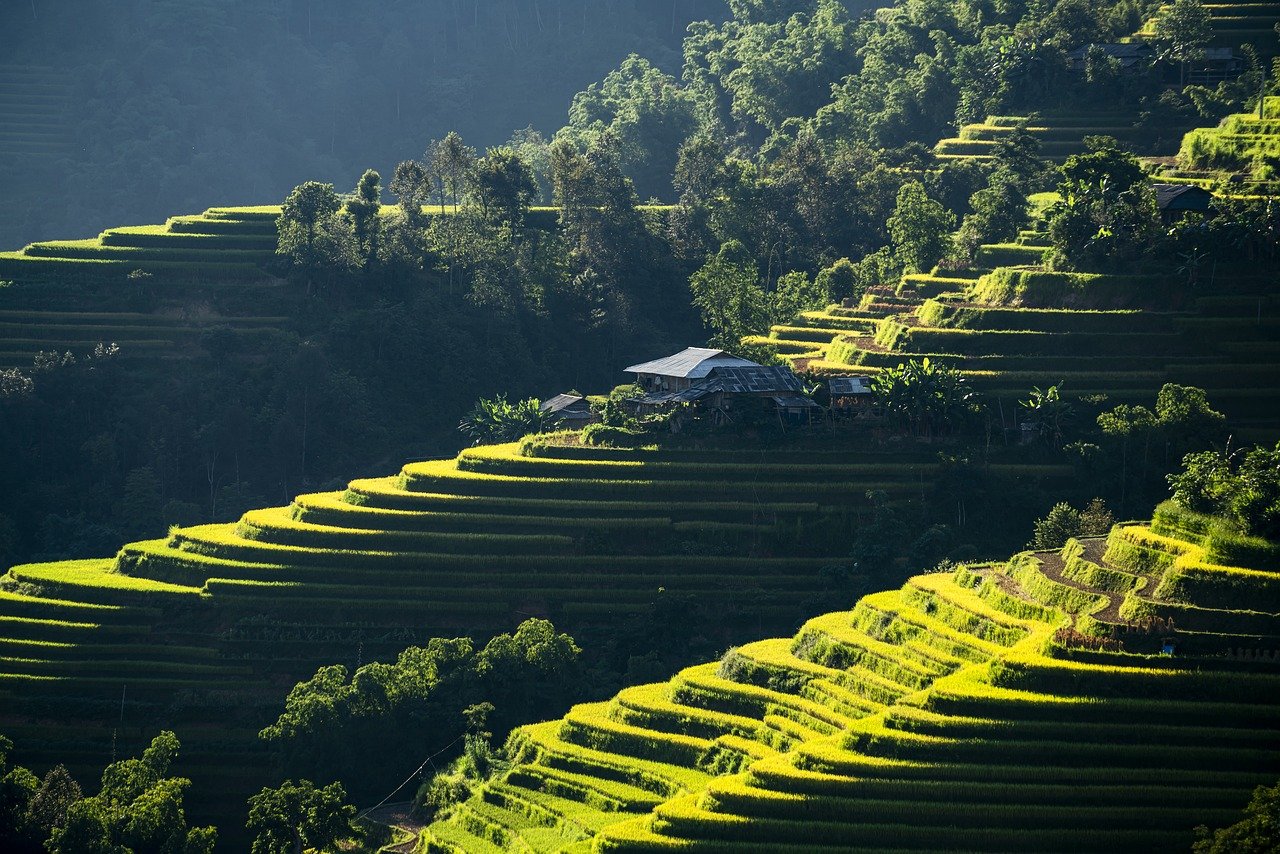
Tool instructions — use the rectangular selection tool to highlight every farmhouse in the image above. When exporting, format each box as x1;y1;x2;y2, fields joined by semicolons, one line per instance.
625;346;761;393
1065;42;1153;72
628;352;819;427
1154;184;1214;222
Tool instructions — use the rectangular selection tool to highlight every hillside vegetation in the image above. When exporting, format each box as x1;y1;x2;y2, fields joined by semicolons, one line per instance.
757;229;1280;441
0;433;1079;827
1177;94;1280;183
422;499;1280;852
2;0;1280;847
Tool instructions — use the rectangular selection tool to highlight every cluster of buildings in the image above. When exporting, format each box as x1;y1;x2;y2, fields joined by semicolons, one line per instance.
540;347;876;431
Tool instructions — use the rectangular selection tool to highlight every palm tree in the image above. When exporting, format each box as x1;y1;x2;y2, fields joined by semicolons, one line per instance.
872;358;981;439
1020;384;1074;448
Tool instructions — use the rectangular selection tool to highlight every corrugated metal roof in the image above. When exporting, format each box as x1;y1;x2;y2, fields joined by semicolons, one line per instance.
633;365;810;406
540;393;589;414
772;395;820;408
624;347;760;379
830;376;874;395
1153;183;1213;210
636;385;719;406
706;365;803;394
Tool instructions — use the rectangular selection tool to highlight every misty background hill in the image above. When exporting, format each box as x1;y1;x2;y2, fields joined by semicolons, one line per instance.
0;0;728;249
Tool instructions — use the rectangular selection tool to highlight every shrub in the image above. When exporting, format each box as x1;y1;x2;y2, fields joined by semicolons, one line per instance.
1168;443;1280;545
457;394;557;446
582;424;648;448
1028;499;1111;549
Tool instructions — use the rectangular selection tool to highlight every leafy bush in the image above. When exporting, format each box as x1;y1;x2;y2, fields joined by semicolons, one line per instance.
1193;779;1280;854
582;424;648;448
457;394;557;446
1168;443;1280;543
1027;499;1113;550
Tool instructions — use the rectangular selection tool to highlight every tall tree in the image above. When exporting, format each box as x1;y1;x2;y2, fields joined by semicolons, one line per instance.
47;732;215;854
245;780;354;854
688;240;770;350
276;182;356;292
1154;0;1212;86
344;169;382;272
430;132;478;213
473;147;538;228
887;181;956;273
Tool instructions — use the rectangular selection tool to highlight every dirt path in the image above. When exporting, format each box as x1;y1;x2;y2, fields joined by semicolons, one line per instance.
1035;537;1128;624
363;803;425;853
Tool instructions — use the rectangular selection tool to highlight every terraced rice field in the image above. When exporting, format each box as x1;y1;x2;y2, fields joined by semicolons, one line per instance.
0;439;1073;826
0;206;282;284
748;229;1280;438
1139;2;1280;54
933;113;1164;163
0;308;289;367
0;64;74;160
0;206;296;365
1178;95;1280;177
421;508;1280;852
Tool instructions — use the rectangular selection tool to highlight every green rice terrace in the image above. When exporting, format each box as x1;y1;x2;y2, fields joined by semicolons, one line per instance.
933;112;1173;163
0;203;576;367
746;227;1280;442
0;205;281;284
0;205;293;366
421;501;1280;852
0;437;1075;826
1175;95;1280;182
1138;2;1280;54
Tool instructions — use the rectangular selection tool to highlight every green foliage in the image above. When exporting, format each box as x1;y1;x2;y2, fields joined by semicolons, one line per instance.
689;240;771;349
582;424;648;448
47;731;214;854
871;358;980;438
1152;0;1212;68
887;182;956;274
245;779;354;854
559;55;699;199
416;729;509;820
955;172;1029;261
1168;443;1280;541
344;169;382;271
814;258;859;304
1028;498;1113;550
772;270;829;323
1193;779;1280;854
276;182;357;287
458;394;558;446
1020;385;1074;448
472;147;538;228
259;619;581;805
1046;141;1160;272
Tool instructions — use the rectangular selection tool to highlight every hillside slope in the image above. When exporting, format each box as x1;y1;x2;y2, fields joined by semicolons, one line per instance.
0;438;1074;827
421;505;1280;852
748;227;1280;442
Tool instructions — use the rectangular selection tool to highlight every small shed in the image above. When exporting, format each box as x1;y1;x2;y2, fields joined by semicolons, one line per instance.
539;393;596;426
1185;49;1245;86
1066;42;1154;72
1153;184;1213;222
624;347;761;394
829;375;874;408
